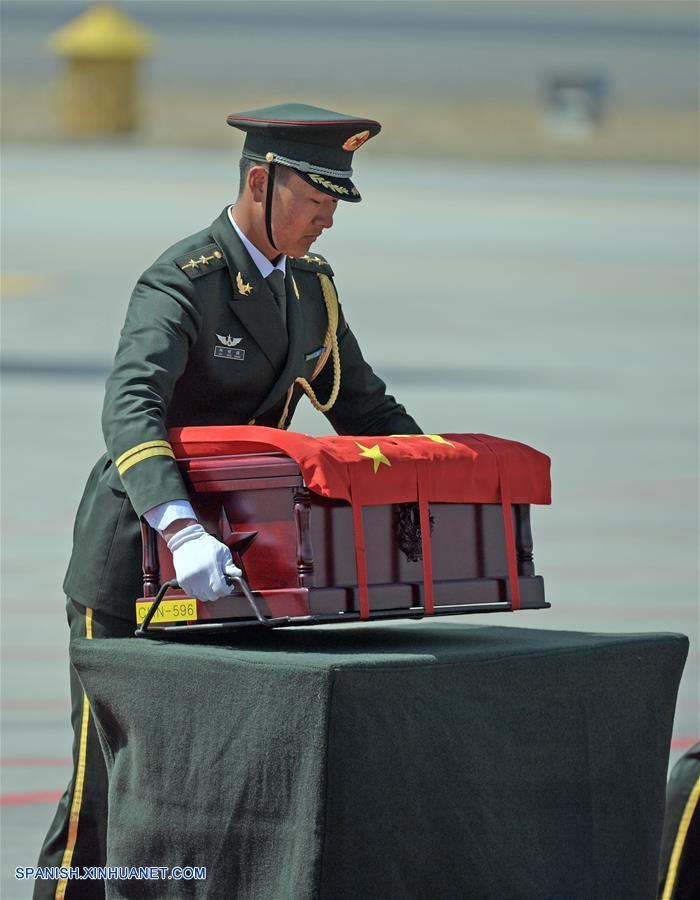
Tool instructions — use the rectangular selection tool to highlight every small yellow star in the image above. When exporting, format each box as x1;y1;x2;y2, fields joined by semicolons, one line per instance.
356;442;391;474
423;434;455;447
390;434;455;448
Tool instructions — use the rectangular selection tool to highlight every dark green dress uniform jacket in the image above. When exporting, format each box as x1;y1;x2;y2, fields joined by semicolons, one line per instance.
64;207;420;620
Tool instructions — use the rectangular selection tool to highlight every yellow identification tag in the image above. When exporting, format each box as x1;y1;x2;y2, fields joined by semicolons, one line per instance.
135;597;198;625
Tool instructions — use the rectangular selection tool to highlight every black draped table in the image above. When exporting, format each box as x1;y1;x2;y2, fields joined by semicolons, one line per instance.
71;622;688;900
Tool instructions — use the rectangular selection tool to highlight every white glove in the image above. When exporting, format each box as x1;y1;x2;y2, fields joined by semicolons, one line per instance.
166;524;242;602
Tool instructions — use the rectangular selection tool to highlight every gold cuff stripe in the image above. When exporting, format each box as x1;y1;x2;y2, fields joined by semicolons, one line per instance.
661;771;700;900
55;608;93;900
118;446;175;476
115;440;172;470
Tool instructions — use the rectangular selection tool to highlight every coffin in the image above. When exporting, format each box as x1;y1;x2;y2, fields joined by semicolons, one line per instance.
135;427;551;633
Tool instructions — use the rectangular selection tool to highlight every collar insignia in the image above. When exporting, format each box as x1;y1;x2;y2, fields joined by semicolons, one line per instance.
236;272;253;296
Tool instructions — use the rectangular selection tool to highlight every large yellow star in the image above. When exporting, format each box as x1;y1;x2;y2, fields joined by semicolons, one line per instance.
356;442;392;474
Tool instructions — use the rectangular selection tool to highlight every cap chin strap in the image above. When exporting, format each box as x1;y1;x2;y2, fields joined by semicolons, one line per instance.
265;162;277;251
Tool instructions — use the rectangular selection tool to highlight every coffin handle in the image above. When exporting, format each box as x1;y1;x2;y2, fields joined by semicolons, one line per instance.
135;573;287;636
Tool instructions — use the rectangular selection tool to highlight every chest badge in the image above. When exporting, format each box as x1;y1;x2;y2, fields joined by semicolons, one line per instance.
236;272;253;296
214;334;245;361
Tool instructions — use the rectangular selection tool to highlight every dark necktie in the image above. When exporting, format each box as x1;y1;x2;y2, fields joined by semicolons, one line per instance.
266;269;287;329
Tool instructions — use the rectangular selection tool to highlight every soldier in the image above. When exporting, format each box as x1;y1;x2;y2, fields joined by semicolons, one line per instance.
34;103;420;898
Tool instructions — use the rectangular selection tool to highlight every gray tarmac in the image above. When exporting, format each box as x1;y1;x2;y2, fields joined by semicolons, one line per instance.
1;145;698;898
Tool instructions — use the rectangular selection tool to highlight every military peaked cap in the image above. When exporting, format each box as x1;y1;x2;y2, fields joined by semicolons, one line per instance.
226;103;381;202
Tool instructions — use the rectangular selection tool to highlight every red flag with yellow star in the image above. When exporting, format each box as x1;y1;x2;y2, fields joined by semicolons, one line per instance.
169;427;550;505
168;426;550;617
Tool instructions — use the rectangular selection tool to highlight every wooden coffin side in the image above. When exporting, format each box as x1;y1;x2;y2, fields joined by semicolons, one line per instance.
305;496;536;586
140;454;546;622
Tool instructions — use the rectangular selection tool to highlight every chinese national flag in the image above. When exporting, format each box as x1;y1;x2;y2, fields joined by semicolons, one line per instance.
168;427;551;617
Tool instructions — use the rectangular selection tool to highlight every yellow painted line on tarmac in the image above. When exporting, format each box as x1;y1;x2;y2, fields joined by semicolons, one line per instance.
0;273;44;297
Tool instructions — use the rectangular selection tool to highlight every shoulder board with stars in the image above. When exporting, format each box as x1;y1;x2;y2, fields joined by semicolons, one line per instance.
175;243;227;280
290;253;334;276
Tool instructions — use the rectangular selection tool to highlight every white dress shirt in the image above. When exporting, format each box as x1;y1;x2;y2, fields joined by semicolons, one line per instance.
144;209;286;534
227;206;286;279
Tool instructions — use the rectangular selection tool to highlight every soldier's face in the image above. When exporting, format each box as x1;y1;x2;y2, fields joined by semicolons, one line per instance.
273;171;338;257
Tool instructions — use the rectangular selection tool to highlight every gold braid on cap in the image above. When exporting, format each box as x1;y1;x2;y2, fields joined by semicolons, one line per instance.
277;273;341;428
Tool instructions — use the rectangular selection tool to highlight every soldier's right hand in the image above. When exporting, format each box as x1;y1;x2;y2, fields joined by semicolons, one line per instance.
166;523;240;601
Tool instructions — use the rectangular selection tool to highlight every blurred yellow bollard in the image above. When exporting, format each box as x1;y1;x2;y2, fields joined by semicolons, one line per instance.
49;3;153;137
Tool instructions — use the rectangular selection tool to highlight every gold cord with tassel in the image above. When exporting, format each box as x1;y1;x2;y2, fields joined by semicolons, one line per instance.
277;273;341;427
